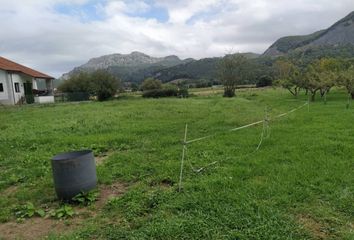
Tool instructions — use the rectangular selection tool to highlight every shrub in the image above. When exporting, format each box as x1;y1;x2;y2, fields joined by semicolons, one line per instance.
256;75;273;87
58;71;121;101
90;70;121;101
178;88;189;98
141;78;162;91
142;88;189;98
142;89;178;98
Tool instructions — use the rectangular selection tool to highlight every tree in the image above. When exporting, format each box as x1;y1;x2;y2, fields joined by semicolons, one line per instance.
256;75;273;88
338;66;354;97
218;54;249;97
303;58;338;102
273;59;302;97
140;78;162;91
58;72;92;101
131;83;139;92
336;61;354;107
58;72;91;93
303;64;322;102
58;70;120;101
90;70;121;101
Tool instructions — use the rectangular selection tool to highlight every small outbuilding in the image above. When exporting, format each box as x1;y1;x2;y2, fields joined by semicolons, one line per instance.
0;56;55;105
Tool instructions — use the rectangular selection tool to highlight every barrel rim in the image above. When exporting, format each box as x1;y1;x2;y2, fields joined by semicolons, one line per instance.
52;149;93;161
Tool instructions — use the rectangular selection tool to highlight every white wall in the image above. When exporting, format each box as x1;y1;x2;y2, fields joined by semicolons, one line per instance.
0;69;9;100
11;73;26;104
0;69;13;105
34;96;55;104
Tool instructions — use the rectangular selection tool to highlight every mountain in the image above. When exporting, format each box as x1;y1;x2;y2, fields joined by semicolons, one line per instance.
60;51;194;82
154;52;260;83
60;51;260;84
264;11;354;56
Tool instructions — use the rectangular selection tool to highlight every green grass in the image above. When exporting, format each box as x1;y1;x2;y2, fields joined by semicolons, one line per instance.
0;88;353;239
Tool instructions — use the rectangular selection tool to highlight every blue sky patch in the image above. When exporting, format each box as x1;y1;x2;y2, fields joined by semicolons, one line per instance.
54;0;106;22
54;0;168;23
127;4;169;23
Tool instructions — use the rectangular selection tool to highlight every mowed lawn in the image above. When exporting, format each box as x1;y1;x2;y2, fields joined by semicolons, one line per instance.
0;88;353;239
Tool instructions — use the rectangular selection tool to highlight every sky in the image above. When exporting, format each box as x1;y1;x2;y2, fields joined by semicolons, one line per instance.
0;0;353;78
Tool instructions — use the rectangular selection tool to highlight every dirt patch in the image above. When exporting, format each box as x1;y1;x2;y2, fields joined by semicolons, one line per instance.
96;182;128;208
2;185;18;196
95;152;114;165
0;216;82;240
297;214;330;239
0;182;128;240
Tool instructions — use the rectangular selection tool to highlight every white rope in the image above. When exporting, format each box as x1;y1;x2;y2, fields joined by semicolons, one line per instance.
188;159;218;173
178;102;308;191
186;102;308;145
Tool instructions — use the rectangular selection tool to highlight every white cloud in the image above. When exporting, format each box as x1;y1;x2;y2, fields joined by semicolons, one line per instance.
0;0;353;77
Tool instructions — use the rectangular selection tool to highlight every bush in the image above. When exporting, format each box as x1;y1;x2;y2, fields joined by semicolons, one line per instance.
142;89;178;98
58;72;91;93
90;70;120;101
178;88;189;98
141;78;162;91
142;88;189;98
58;70;121;101
256;75;273;87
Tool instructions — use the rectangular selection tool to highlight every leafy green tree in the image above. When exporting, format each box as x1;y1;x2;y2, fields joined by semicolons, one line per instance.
273;59;302;97
90;70;121;101
303;58;338;102
58;72;91;93
218;54;249;97
58;70;120;101
141;78;162;91
256;75;273;87
131;83;139;92
338;66;354;98
337;63;354;107
303;65;322;101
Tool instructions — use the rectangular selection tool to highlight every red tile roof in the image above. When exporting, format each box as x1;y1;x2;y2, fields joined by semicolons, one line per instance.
0;56;53;79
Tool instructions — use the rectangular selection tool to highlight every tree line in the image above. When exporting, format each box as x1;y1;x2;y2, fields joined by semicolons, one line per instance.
274;57;354;102
218;54;354;102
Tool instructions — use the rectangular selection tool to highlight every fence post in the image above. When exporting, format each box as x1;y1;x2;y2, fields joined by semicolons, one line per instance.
178;124;188;192
308;94;310;112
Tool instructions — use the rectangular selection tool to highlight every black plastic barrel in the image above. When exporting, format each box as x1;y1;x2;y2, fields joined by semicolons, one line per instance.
51;150;97;200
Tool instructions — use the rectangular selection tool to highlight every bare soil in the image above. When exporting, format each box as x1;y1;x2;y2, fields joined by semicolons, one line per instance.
297;214;330;240
0;182;128;240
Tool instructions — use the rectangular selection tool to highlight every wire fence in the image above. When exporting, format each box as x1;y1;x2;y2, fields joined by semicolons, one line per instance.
178;101;309;192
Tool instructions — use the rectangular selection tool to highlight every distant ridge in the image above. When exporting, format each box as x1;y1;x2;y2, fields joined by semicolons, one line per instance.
60;51;194;82
263;11;354;56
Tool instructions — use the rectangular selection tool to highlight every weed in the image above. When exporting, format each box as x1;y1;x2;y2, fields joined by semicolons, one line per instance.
72;190;98;206
14;202;45;221
50;205;75;219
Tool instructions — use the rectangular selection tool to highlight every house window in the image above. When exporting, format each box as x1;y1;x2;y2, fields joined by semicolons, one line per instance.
0;83;3;92
14;82;20;93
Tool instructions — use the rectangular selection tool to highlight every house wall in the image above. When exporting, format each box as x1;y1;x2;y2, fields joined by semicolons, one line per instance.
0;70;53;105
0;69;12;105
11;73;26;104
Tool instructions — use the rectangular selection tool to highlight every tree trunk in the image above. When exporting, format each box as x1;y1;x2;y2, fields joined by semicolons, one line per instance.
351;92;354;99
311;92;316;102
223;88;235;97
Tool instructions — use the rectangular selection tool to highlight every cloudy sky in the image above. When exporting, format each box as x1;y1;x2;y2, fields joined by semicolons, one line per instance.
0;0;353;78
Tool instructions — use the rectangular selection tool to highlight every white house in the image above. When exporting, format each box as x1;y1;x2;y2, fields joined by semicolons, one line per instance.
0;56;55;105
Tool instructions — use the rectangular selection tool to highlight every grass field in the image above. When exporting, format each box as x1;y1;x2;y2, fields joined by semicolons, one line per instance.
0;88;353;239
